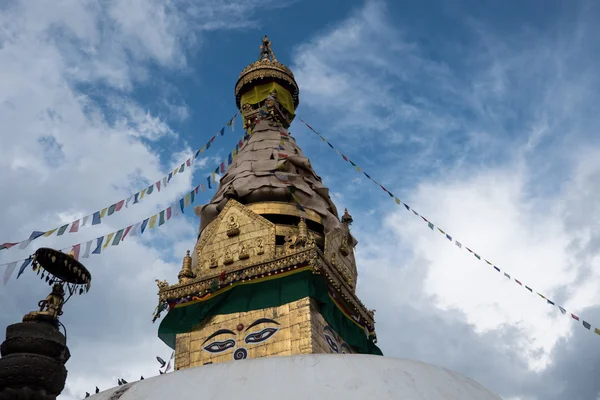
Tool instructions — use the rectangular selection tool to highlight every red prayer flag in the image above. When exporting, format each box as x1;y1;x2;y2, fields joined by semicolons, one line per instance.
115;199;125;212
342;154;348;162
167;208;172;220
0;242;18;250
195;187;199;195
238;139;244;148
186;159;191;167
571;313;580;321
71;244;81;260
69;220;80;233
156;180;161;192
122;225;133;241
515;279;522;285
220;162;225;173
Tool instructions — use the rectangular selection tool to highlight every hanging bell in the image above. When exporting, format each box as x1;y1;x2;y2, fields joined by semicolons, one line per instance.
41;272;45;279
45;275;49;282
79;288;84;295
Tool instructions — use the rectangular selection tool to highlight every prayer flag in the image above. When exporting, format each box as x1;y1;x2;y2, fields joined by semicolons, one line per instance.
139;188;147;200
583;321;592;330
100;208;108;218
69;220;80;233
156;181;161;192
179;198;185;213
159;210;165;226
122;225;133;241
57;225;69;236
108;204;116;216
112;229;124;245
82;240;93;258
141;218;149;234
82;215;90;227
44;229;58;237
92;211;101;225
3;262;17;285
149;215;157;229
186;158;191;167
220;162;225;173
103;233;114;250
92;237;104;254
71;244;81;260
571;314;580;321
16;257;33;279
167;208;172;220
219;127;225;136
147;185;154;195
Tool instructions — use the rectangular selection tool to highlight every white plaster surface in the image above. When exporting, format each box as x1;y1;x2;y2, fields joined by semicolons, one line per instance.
86;354;502;400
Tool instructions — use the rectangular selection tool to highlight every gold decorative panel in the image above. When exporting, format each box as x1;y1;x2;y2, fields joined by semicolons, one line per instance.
324;227;358;290
194;200;276;280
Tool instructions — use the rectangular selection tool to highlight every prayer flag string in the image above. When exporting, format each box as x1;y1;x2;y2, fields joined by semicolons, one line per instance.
298;116;599;338
0;113;238;252
0;129;249;283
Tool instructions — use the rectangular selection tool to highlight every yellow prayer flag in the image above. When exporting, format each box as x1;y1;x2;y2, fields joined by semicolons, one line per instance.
394;197;401;205
212;172;216;183
200;146;205;153
184;193;191;207
139;188;147;200
595;328;600;335
356;166;362;173
43;228;58;237
103;233;114;250
100;208;108;218
148;215;157;229
173;167;179;175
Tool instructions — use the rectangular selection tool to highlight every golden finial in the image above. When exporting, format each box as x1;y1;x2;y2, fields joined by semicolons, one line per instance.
341;208;353;226
178;250;195;284
259;35;277;62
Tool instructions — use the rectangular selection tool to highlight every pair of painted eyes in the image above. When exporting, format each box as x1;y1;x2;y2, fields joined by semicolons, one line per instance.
203;328;279;353
324;334;350;354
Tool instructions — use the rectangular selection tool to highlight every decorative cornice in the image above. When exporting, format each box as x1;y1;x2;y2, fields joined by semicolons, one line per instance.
157;248;375;330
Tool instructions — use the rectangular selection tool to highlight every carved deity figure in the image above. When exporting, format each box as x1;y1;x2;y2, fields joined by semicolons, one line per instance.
256;238;265;255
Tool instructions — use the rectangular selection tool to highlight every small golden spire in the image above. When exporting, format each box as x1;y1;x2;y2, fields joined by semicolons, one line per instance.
341;208;353;226
259;35;277;62
177;250;195;284
297;217;308;245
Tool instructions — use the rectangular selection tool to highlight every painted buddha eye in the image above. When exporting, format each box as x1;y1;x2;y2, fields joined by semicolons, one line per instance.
340;344;351;354
324;334;339;353
244;327;279;344
203;339;236;353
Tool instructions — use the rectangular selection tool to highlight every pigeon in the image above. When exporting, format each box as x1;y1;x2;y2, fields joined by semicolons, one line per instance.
95;387;99;394
121;378;128;384
157;356;166;368
140;376;144;380
85;392;90;398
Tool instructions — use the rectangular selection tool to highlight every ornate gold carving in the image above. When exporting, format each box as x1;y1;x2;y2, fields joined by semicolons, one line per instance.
209;253;218;269
246;202;323;225
155;279;169;290
223;248;233;265
194;199;276;278
239;242;250;260
226;214;240;237
256;238;265;255
339;235;349;256
283;218;317;255
23;283;65;322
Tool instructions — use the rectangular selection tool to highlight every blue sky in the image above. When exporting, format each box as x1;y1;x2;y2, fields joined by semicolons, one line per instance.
1;1;600;399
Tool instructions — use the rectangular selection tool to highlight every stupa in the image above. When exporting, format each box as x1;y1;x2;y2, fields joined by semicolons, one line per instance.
82;36;503;399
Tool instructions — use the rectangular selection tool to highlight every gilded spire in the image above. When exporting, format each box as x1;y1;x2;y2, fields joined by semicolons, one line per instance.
177;250;195;284
259;35;278;62
341;208;353;226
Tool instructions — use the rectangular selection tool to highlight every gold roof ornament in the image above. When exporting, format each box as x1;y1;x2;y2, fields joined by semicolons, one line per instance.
234;35;300;111
177;250;196;284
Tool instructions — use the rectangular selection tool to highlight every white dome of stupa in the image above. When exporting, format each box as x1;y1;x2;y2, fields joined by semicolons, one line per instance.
87;354;502;400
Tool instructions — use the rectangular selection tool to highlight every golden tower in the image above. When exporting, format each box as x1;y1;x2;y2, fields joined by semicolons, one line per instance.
155;36;381;370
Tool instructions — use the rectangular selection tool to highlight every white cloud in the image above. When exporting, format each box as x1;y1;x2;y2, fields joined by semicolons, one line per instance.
0;1;290;399
292;0;600;397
